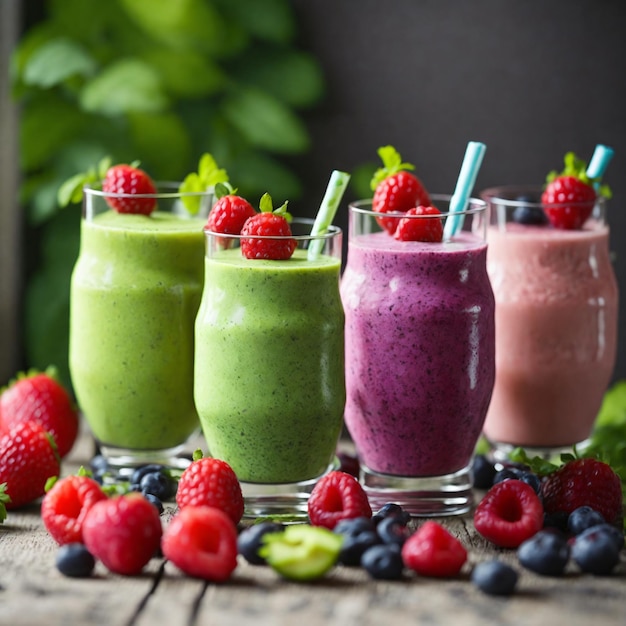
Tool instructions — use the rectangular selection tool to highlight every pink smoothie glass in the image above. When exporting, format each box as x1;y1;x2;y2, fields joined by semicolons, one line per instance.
341;196;495;516
482;186;618;460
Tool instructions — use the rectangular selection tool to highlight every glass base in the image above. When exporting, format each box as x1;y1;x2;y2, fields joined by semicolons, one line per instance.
360;463;473;517
97;442;192;479
240;459;338;521
486;438;592;465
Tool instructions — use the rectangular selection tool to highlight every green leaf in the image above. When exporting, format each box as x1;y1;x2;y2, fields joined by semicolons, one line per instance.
213;0;295;44
22;38;97;88
80;59;168;116
595;379;626;427
232;49;324;108
0;483;10;524
222;88;309;154
178;152;229;214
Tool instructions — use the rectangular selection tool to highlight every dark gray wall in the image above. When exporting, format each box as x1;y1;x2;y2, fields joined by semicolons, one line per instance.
290;0;626;382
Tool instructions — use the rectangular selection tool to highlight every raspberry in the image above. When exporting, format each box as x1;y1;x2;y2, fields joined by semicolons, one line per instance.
307;470;372;529
82;493;162;575
240;212;297;260
401;521;467;577
102;164;157;215
206;194;256;235
473;479;544;548
393;205;444;242
162;506;238;582
176;457;244;525
541;458;623;527
41;475;107;545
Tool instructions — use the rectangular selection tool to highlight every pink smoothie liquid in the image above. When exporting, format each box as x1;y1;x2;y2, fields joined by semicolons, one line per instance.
342;231;496;478
485;220;618;448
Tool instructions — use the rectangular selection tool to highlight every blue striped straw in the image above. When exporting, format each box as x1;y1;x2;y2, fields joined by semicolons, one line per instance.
443;141;487;241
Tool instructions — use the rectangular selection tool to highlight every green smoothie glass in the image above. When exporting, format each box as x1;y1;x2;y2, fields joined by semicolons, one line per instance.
69;183;211;473
194;219;345;519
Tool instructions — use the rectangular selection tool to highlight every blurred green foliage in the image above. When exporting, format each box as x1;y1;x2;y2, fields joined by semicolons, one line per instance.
11;0;325;386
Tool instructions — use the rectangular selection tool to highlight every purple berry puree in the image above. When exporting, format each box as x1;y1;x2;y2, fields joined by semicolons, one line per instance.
341;231;495;477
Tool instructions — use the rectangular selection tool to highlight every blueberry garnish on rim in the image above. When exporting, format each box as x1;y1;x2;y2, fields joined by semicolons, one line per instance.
512;194;548;225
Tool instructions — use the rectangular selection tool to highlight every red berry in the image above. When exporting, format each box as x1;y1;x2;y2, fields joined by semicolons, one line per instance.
102;164;157;215
0;421;61;509
162;506;238;582
41;475;107;545
393;205;444;242
401;521;467;577
240;213;297;260
474;479;544;548
83;493;162;575
176;457;244;525
541;458;623;527
206;194;256;235
541;175;596;230
307;470;372;529
0;371;79;458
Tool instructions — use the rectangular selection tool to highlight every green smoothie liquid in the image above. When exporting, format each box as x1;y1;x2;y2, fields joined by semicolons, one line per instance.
194;248;345;484
69;210;205;450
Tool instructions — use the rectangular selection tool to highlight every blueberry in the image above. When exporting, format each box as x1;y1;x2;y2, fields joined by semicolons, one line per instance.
492;467;519;486
56;543;96;578
543;510;569;532
334;517;380;566
376;516;409;547
512;194;548;225
471;560;518;595
515;470;542;495
567;506;606;536
130;464;168;485
361;544;404;580
517;530;570;576
577;523;624;551
372;503;411;526
237;522;285;565
471;454;497;489
572;526;621;575
336;451;360;478
90;454;109;474
143;492;164;514
140;471;176;501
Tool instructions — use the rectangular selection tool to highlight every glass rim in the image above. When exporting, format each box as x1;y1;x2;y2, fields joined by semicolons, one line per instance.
204;217;342;241
349;194;487;218
82;181;213;200
480;185;605;209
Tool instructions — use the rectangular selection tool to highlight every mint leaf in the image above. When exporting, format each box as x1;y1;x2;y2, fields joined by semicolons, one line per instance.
179;153;229;215
0;483;10;524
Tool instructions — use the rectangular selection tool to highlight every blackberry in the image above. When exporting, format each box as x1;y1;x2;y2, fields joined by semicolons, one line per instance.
517;530;570;576
56;543;96;578
361;544;404;580
567;506;605;536
471;560;518;595
238;522;285;565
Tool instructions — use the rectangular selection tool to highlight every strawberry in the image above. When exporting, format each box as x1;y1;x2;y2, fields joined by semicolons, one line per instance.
82;493;162;575
541;152;606;230
0;369;79;458
394;205;444;242
176;456;244;525
473;479;544;548
162;506;238;582
401;521;467;577
240;193;296;260
102;164;157;215
541;458;623;527
0;421;61;509
307;470;372;529
41;475;107;545
371;145;430;235
206;183;256;236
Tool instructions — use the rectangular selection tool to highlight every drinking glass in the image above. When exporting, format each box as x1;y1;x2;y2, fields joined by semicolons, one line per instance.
69;183;212;474
482;186;618;460
341;196;495;516
194;219;345;519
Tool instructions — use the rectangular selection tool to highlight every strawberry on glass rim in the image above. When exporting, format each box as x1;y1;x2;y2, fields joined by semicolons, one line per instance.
370;145;431;235
205;182;256;236
542;151;611;230
394;205;444;242
240;193;297;260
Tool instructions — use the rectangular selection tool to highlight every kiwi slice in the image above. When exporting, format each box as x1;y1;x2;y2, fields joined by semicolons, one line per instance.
259;524;343;581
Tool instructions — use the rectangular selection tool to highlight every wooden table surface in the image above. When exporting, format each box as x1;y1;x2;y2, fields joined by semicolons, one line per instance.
1;426;624;626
